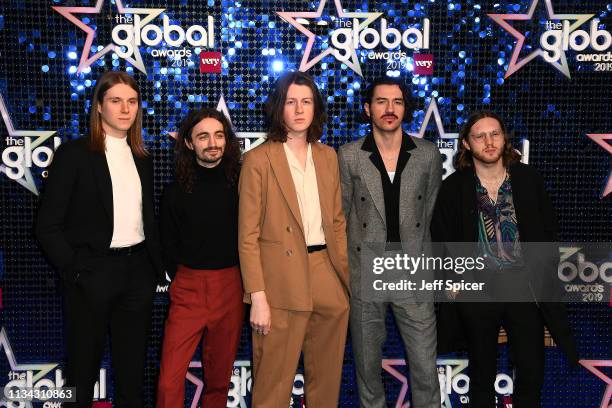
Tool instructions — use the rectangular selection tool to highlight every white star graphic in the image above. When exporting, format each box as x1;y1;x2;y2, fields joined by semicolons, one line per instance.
409;99;459;179
168;96;267;153
437;358;470;408
0;327;58;408
53;0;165;74
488;0;594;79
277;0;382;76
0;93;56;195
409;98;459;140
216;95;267;152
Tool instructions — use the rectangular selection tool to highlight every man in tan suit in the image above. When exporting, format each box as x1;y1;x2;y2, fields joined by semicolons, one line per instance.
238;71;350;407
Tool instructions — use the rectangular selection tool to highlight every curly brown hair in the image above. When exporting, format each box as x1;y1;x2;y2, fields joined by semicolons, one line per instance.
174;108;241;192
265;71;327;143
455;111;521;170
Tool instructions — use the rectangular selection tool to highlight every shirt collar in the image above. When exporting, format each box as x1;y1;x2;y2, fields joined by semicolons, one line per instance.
283;142;312;174
104;134;129;151
361;131;417;153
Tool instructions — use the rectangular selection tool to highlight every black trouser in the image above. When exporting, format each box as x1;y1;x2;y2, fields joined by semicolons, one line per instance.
63;247;156;408
457;302;545;408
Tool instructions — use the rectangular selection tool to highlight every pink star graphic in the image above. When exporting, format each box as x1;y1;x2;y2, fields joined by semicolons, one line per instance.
186;361;205;408
277;0;382;76
53;0;164;74
586;134;612;198
580;360;612;408
488;0;593;79
382;359;410;408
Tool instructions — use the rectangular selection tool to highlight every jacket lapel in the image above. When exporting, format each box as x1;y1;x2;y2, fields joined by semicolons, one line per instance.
311;143;331;226
357;147;386;225
266;142;305;235
357;135;386;225
132;153;148;198
398;134;416;225
460;168;478;241
91;150;113;223
507;164;527;239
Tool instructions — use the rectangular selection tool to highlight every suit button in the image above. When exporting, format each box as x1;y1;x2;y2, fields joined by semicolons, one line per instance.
286;226;293;233
357;246;361;252
416;223;421;228
361;197;365;202
286;250;293;256
418;195;422;200
363;223;367;228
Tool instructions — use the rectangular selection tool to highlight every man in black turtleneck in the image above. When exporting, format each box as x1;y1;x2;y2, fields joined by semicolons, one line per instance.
160;150;239;276
156;108;243;408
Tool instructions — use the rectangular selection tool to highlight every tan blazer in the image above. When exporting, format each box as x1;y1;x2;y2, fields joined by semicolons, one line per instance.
238;140;349;311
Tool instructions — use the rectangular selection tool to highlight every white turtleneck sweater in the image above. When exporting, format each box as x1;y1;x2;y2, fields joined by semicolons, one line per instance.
104;135;144;248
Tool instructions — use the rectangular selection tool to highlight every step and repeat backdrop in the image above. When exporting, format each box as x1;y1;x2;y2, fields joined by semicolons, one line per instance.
0;0;610;406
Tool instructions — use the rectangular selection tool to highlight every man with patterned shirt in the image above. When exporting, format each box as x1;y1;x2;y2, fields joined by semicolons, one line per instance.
431;111;578;407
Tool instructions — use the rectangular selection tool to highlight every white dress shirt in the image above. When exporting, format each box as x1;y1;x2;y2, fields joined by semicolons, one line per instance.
105;135;144;248
283;142;326;246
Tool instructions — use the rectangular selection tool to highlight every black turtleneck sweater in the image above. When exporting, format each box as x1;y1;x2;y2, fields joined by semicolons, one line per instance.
161;162;239;275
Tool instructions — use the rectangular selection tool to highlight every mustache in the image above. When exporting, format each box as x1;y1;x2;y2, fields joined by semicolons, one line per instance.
202;147;222;152
381;114;398;119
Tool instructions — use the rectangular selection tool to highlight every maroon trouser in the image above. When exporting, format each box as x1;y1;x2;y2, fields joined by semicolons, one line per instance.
156;265;244;408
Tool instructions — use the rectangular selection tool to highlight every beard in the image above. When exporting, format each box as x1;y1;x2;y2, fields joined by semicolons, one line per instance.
198;148;224;164
471;147;503;164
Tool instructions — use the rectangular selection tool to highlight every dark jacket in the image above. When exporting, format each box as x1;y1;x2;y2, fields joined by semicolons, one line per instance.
35;137;164;280
431;162;579;366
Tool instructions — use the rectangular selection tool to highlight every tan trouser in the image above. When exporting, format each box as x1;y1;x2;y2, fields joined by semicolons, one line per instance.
251;249;349;408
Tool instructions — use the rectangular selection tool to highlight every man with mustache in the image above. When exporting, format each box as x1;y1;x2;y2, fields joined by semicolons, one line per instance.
156;108;243;407
338;77;442;407
431;111;578;407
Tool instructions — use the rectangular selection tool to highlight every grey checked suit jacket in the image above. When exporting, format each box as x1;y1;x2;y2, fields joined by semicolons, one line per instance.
338;133;443;301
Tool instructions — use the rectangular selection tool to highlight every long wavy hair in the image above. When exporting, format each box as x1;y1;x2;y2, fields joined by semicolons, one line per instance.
174;108;241;192
455;111;520;170
89;71;147;157
265;71;327;143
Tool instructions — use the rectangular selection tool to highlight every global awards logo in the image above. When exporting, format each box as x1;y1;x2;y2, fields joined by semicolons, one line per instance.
277;0;431;76
0;327;107;408
558;245;611;303
182;360;305;408
488;0;611;78
53;0;217;74
384;358;515;407
0;94;59;195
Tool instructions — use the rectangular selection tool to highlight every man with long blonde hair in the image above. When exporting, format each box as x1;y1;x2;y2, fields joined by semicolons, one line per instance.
36;71;163;407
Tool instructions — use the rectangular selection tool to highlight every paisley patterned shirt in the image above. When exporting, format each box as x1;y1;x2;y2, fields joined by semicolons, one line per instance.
475;172;523;269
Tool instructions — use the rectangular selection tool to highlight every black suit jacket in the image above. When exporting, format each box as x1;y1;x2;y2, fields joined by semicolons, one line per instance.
431;162;579;365
35;138;164;280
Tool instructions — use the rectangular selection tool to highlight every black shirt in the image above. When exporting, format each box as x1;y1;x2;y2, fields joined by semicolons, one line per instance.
161;162;239;275
361;132;416;244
